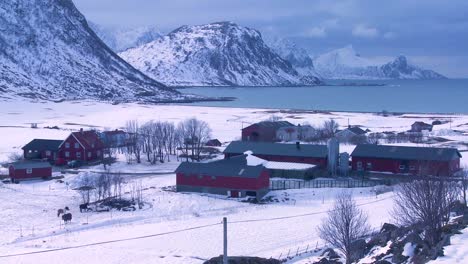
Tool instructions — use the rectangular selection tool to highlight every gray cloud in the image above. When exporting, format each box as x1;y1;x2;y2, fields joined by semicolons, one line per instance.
74;0;468;77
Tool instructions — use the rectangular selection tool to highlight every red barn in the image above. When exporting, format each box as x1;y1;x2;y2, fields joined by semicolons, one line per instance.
22;139;63;162
242;121;293;142
57;129;104;163
351;144;461;176
175;154;270;200
9;161;52;182
223;141;328;167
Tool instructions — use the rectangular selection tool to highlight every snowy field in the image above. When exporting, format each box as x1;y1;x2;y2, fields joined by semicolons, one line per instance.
0;99;467;263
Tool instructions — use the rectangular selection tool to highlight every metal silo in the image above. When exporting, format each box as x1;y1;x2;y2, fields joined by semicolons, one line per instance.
327;137;339;176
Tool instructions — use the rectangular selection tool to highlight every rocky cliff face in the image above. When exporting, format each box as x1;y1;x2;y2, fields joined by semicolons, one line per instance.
0;0;181;102
119;22;322;87
314;45;446;80
89;22;162;52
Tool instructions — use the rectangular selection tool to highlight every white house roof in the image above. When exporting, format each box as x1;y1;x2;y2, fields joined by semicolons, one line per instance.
244;150;316;171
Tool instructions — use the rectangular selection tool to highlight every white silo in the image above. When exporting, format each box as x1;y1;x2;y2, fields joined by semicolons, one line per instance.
327;137;339;176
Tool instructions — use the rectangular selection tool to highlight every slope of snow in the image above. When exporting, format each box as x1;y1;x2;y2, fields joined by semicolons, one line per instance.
119;22;322;87
264;36;322;83
314;45;446;80
89;22;162;52
0;0;180;102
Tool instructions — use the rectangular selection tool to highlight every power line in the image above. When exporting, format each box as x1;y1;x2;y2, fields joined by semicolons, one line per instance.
0;222;221;258
0;195;393;258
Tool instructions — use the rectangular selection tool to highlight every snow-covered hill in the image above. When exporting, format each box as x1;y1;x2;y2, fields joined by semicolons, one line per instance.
314;45;446;80
89;22;162;52
265;36;322;83
119;22;322;87
0;0;181;102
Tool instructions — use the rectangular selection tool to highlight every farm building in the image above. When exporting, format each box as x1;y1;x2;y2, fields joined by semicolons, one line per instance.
276;124;316;142
410;122;433;132
205;139;222;147
57;129;104;164
99;130;128;148
175;154;270;200
22;139;63;161
335;126;368;142
9;161;52;182
242;121;293;142
224;141;329;167
351;144;461;176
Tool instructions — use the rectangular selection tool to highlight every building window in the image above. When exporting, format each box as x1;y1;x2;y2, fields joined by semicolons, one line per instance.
65;143;70;148
45;151;51;156
197;175;202;179
76;152;81;158
26;168;32;174
91;144;95;148
211;176;216;180
409;166;416;170
366;163;372;170
65;151;70;157
399;165;406;170
88;152;92;158
97;150;101;156
74;143;79;149
357;161;363;169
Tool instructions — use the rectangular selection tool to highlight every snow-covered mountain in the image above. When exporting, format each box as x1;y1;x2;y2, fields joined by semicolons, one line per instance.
89;22;162;52
314;45;446;79
119;22;322;87
265;36;321;82
0;0;181;102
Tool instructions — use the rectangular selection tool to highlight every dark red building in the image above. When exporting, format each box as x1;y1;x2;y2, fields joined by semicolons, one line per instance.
205;139;222;147
175;155;270;200
242;121;293;142
351;144;461;176
22;139;63;161
9;161;52;182
224;141;328;167
57;130;104;163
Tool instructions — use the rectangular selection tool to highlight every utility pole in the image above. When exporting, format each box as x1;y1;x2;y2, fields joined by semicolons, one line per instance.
223;217;228;264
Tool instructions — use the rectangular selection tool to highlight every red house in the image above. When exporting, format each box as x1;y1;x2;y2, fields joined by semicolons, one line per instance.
224;141;328;167
175;154;270;200
351;144;461;176
9;161;52;182
22;139;63;161
242;121;293;142
57;129;104;163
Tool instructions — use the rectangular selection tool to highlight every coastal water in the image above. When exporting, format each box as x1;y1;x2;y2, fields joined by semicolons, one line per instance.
179;79;468;114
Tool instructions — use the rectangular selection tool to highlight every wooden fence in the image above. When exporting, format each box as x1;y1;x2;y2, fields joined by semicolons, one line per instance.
270;179;391;191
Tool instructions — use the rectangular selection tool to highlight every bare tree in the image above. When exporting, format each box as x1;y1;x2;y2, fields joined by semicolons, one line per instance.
126;120;142;163
322;119;339;138
176;118;212;161
460;167;468;206
318;192;371;264
392;179;459;247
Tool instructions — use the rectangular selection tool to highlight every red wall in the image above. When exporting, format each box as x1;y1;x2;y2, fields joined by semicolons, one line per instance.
351;157;460;176
242;125;278;142
58;136;102;162
176;170;270;190
9;167;52;180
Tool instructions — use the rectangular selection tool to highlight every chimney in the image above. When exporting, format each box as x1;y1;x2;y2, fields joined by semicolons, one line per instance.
80;128;84;133
296;141;300;149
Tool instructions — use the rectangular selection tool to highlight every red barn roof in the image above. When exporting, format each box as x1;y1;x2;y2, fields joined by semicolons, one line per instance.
60;130;104;149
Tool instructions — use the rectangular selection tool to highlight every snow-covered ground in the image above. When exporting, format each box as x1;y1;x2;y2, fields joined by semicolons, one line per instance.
0;99;467;263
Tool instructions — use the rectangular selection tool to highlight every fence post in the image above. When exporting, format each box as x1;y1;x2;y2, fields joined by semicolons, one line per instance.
287;249;291;258
306;244;309;253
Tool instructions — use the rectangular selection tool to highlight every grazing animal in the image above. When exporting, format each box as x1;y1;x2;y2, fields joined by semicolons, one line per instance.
79;203;89;213
64;206;70;211
62;213;72;223
57;209;64;217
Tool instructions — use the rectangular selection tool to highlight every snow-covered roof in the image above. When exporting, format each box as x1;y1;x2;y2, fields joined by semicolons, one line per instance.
244;150;315;171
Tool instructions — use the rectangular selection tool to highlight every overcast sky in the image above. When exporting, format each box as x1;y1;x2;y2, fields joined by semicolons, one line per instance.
74;0;468;78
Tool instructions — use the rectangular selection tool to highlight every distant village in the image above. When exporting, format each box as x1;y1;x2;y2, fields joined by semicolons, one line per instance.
4;118;462;201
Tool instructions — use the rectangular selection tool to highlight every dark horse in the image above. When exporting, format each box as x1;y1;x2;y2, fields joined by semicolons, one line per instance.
57;209;64;217
79;203;89;213
62;213;72;223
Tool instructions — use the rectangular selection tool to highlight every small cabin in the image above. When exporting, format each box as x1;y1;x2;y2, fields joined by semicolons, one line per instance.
9;161;52;182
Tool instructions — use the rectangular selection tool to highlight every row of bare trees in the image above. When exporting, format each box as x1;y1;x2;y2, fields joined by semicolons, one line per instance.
76;171;125;204
124;118;212;164
319;175;466;264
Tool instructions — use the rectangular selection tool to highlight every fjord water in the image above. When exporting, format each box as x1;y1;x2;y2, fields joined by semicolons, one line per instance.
179;79;468;114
